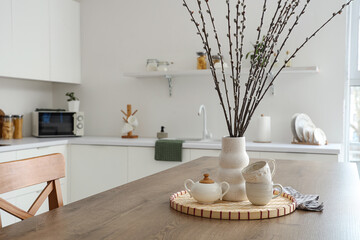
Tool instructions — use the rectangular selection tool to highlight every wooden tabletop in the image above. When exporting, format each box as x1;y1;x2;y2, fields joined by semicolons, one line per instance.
0;157;360;240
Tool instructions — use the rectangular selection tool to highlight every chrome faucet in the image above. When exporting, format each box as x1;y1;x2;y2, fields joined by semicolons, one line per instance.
198;105;212;141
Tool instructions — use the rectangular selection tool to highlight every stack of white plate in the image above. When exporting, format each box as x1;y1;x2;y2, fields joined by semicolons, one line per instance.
291;113;327;145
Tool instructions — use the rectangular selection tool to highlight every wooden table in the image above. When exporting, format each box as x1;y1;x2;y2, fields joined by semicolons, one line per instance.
0;157;359;240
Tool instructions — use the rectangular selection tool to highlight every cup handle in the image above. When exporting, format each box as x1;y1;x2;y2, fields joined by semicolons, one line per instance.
220;182;230;201
268;158;276;178
184;179;195;197
272;184;283;199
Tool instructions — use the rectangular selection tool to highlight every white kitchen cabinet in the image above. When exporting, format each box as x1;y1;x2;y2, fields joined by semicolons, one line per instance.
69;145;128;202
0;0;13;77
50;0;81;83
12;0;50;80
190;149;220;160
16;145;67;159
0;151;16;163
127;147;191;182
0;0;81;83
0;196;18;227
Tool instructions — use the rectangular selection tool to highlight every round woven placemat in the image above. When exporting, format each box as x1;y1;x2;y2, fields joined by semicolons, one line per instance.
170;190;296;220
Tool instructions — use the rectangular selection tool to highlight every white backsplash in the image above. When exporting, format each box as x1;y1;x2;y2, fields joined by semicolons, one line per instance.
0;77;53;137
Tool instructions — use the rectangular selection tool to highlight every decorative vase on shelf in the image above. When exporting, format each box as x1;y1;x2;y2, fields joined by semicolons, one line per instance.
217;137;249;202
68;100;80;112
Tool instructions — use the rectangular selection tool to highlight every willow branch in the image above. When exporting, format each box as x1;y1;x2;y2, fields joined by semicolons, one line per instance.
238;0;267;136
233;0;240;135
182;0;232;134
205;0;233;136
243;0;354;133
241;0;299;131
235;0;247;136
227;0;236;102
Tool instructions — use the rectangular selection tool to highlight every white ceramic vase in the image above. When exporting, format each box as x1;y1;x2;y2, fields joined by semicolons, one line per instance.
217;137;249;201
68;100;80;112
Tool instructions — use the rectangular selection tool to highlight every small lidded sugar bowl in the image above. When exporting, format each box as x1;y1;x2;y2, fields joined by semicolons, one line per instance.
184;173;230;204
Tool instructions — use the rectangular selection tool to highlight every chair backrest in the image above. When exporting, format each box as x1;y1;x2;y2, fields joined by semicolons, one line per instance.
0;153;65;228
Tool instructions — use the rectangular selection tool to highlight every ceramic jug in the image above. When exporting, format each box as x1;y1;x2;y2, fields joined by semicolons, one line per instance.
184;173;230;204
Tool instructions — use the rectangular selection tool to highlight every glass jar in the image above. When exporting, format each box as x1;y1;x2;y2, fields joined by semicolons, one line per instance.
197;52;207;70
2;115;13;140
157;61;170;71
13;115;23;139
146;59;158;71
211;55;221;65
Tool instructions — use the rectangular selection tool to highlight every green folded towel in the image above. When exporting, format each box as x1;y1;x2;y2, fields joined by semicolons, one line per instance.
155;139;184;162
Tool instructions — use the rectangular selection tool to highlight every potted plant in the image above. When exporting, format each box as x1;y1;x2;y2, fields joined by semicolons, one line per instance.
181;0;354;201
66;92;80;112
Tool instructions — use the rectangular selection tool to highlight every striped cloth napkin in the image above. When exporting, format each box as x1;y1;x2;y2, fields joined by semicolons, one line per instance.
284;186;324;212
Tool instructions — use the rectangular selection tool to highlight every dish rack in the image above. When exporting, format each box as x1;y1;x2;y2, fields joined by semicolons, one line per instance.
291;136;328;146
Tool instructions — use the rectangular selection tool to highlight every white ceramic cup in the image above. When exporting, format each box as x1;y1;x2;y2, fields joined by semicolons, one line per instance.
246;182;283;206
127;116;139;127
241;159;276;183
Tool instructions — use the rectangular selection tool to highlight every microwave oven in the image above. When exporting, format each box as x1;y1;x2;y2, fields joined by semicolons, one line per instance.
32;111;84;137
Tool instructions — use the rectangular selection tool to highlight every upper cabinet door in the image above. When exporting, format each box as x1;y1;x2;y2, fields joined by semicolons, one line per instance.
12;0;50;81
0;0;13;77
50;0;81;84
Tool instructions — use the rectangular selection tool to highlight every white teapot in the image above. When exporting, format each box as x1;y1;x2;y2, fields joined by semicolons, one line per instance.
184;173;230;204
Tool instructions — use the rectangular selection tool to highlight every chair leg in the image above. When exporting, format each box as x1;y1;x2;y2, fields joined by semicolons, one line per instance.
48;180;63;210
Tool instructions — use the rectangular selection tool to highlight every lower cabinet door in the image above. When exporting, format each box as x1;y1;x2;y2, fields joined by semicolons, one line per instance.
190;149;220;161
0;196;18;227
0;151;16;163
127;147;190;182
69;145;128;202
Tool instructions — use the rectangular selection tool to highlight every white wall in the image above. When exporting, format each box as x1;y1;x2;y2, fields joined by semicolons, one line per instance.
52;0;347;143
0;77;53;136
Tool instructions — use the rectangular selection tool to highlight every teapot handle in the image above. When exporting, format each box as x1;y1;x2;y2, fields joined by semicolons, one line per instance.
220;182;230;201
184;179;195;197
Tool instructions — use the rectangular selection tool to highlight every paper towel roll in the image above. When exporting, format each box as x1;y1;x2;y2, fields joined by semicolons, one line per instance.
256;115;271;143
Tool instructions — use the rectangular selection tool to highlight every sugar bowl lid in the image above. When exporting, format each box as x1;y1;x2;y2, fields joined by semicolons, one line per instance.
199;173;214;184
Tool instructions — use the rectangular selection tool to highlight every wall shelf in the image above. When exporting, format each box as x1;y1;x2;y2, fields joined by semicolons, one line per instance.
123;66;319;96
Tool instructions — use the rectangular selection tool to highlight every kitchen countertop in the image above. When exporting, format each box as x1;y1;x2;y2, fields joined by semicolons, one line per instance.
0;136;341;155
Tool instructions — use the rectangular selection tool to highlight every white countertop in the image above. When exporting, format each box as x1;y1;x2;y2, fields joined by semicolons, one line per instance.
0;136;342;155
0;138;69;152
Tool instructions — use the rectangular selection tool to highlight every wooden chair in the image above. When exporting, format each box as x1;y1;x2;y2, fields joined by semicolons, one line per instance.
0;153;65;228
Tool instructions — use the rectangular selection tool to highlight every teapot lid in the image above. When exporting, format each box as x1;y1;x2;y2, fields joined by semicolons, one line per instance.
199;173;214;184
